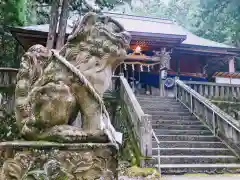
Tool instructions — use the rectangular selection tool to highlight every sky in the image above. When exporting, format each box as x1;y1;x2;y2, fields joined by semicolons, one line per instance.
162;0;170;4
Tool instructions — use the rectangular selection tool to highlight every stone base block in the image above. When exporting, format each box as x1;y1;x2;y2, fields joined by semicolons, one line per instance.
0;141;118;180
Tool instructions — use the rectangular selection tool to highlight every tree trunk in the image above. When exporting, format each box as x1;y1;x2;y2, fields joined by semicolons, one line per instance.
14;42;20;68
56;0;70;50
46;0;60;49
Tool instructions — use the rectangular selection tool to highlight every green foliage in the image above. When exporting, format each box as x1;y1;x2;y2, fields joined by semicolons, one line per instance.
164;0;199;30
0;0;132;68
118;105;144;166
122;0;240;48
0;0;27;26
191;0;240;47
35;0;133;23
0;109;20;141
0;0;28;67
121;0;167;17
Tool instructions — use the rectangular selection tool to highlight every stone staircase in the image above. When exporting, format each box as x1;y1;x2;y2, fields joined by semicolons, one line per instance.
136;95;240;174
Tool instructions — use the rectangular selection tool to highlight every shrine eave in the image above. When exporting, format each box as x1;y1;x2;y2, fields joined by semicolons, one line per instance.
8;11;240;56
175;45;240;56
129;31;186;41
9;26;186;47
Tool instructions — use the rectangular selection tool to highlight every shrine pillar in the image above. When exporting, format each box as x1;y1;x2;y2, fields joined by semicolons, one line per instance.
229;57;235;73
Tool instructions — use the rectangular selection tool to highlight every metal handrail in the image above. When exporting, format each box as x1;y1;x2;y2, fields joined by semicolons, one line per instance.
152;129;161;176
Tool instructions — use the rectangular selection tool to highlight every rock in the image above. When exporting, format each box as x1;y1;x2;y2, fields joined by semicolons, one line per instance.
118;163;161;180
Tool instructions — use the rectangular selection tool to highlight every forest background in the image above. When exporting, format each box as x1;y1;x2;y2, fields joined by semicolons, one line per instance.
0;0;239;68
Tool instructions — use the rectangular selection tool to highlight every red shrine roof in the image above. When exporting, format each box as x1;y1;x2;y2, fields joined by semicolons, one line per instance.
9;12;240;54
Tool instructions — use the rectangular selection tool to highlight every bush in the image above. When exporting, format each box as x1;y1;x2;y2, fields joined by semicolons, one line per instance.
0;108;21;141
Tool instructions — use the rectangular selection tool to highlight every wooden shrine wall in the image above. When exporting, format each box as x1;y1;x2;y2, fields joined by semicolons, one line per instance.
170;54;202;73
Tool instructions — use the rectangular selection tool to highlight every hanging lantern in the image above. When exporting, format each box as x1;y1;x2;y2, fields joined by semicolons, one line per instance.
124;63;127;70
148;65;150;72
135;46;141;54
140;65;143;72
132;64;135;71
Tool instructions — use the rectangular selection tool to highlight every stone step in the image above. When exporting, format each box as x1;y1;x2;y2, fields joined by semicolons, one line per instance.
152;141;226;149
136;95;174;99
137;95;240;174
142;107;189;112
146;110;191;116
152;119;202;125
152;148;233;156
152;124;208;131
137;96;175;100
137;96;174;99
153;155;238;164
154;135;219;142
138;98;176;102
152;115;197;120
153;129;212;135
144;104;187;110
154;164;240;174
137;96;177;100
152;119;203;126
138;100;180;105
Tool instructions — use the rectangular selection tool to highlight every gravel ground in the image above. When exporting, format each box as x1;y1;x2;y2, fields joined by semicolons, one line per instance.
119;174;240;180
119;176;160;179
162;174;240;180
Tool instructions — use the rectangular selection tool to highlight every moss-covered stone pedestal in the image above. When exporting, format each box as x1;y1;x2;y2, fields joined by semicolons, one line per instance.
0;141;118;180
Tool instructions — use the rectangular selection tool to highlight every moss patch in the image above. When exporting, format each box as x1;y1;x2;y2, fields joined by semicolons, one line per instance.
211;100;240;120
119;103;143;166
124;166;160;178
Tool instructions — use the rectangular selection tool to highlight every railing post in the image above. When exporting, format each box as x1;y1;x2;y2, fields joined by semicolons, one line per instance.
175;78;178;100
210;85;213;96
212;112;216;136
204;85;208;98
226;87;230;100
157;143;161;173
190;94;193;113
237;87;240;95
152;130;161;176
140;114;152;167
232;87;236;98
215;86;219;98
199;85;203;95
175;84;178;100
220;86;225;99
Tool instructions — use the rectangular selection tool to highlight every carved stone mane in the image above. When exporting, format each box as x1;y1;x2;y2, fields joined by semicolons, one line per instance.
59;12;131;95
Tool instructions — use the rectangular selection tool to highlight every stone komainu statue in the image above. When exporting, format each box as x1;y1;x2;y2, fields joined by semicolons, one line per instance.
15;12;131;144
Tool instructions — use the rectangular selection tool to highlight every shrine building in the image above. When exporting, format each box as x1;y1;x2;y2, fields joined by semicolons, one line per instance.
9;12;240;93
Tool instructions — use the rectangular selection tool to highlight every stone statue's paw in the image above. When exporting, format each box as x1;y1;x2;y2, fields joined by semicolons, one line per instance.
37;125;109;143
